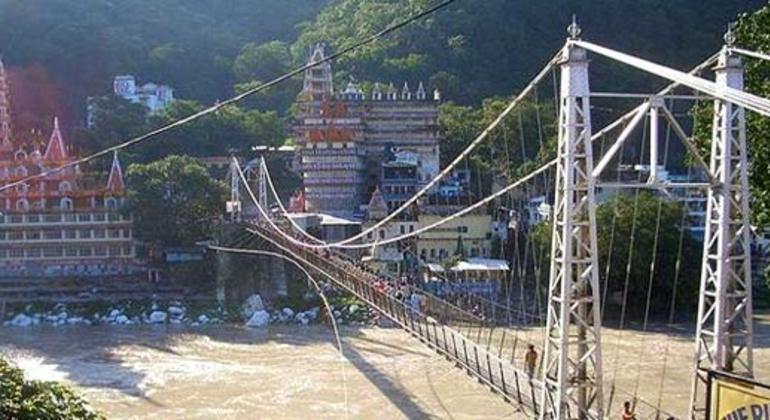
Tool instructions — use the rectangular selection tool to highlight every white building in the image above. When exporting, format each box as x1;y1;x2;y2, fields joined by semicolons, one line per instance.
113;75;174;112
87;75;175;127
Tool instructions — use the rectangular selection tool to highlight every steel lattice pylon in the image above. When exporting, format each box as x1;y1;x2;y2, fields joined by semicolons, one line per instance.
540;39;604;420
689;48;754;419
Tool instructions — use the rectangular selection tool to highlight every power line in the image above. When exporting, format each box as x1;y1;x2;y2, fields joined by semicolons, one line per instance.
0;0;457;193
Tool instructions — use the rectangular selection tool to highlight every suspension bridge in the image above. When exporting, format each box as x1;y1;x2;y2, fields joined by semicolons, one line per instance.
2;4;768;417
217;22;770;420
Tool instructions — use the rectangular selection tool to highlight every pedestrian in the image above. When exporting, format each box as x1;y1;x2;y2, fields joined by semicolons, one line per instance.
409;290;422;313
524;344;537;380
622;401;636;420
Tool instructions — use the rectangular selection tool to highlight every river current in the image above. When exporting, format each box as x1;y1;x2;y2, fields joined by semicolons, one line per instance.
0;324;521;419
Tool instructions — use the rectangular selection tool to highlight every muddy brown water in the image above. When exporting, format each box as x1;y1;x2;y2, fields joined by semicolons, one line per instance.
1;314;768;419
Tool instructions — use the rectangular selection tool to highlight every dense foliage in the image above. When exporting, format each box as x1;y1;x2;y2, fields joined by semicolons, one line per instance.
0;358;104;420
531;192;702;315
293;0;763;105
0;0;328;129
126;155;228;247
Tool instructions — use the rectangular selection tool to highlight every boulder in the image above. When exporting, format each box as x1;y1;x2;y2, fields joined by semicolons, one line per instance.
197;314;210;324
167;306;185;318
108;309;122;319
149;311;168;324
10;314;33;327
242;294;265;320
115;315;129;325
348;304;359;314
245;310;270;328
282;307;295;318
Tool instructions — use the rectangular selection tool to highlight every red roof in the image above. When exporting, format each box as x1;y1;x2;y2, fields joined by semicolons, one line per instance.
43;117;67;161
106;152;125;192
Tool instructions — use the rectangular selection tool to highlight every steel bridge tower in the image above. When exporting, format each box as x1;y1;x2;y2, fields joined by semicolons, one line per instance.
690;36;754;418
540;21;604;420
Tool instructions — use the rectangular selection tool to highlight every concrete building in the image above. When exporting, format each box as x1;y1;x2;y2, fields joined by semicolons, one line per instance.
292;44;441;216
416;206;493;264
0;58;136;276
87;75;174;127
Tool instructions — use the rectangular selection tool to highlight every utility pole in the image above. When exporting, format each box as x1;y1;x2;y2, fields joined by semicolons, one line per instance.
540;17;604;420
690;28;754;419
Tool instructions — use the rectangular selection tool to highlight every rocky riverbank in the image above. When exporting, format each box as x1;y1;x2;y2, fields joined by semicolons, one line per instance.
2;294;379;329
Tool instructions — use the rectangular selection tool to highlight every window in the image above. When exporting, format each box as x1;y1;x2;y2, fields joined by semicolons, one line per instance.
27;215;40;223
43;247;63;257
64;230;76;239
58;181;72;192
93;214;106;222
60;198;73;211
400;225;406;235
9;231;23;240
16;183;28;194
9;248;24;258
122;246;132;256
93;229;105;239
15;166;27;177
78;230;91;239
379;230;385;240
65;248;78;257
109;247;121;256
79;247;93;257
94;246;107;256
108;229;121;238
27;231;40;240
15;199;28;211
105;197;118;210
409;225;415;233
430;249;436;259
78;214;90;222
43;230;62;240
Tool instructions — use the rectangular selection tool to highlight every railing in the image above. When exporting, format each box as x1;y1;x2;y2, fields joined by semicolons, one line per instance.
250;224;543;415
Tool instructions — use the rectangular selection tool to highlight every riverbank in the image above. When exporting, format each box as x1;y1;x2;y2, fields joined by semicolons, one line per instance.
1;294;379;329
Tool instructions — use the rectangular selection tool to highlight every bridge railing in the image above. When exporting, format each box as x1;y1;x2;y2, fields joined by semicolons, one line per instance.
250;224;544;415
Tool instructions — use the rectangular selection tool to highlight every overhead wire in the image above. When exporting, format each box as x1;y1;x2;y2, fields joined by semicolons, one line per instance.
0;0;458;194
208;241;350;419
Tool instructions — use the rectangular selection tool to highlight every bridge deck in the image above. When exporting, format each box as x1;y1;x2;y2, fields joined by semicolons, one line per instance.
249;225;543;416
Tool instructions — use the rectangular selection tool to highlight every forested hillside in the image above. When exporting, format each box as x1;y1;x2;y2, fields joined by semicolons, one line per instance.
0;0;329;131
0;0;762;132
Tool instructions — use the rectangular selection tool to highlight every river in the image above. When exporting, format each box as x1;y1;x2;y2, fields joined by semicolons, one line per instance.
3;314;769;419
0;324;522;419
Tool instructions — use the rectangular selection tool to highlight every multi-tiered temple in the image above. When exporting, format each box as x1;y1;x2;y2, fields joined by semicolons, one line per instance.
292;44;442;216
0;58;136;277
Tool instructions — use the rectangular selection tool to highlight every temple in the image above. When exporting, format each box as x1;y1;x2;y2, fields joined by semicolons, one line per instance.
0;58;136;277
292;44;442;216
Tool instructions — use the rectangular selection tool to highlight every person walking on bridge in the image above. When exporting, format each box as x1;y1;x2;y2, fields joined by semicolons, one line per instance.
524;344;537;380
621;401;636;420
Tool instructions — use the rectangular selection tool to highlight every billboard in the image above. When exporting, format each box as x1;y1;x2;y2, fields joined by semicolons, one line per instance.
709;371;770;420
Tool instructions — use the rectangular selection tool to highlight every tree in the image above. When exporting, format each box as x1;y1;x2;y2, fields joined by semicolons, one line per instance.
137;100;285;161
126;155;227;247
71;96;149;157
0;358;104;419
530;192;701;315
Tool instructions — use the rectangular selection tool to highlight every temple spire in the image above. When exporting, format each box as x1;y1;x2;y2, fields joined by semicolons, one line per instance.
106;151;125;192
43;117;68;161
0;56;12;150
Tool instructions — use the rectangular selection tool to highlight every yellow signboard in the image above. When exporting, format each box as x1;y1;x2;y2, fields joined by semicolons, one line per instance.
713;378;770;420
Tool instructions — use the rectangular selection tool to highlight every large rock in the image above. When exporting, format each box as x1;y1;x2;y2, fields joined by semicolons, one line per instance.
245;310;270;328
149;311;168;324
115;315;129;325
167;306;185;320
242;294;265;320
10;314;33;327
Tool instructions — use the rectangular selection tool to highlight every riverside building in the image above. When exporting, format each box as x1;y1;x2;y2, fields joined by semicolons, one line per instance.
292;44;442;216
0;58;136;277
